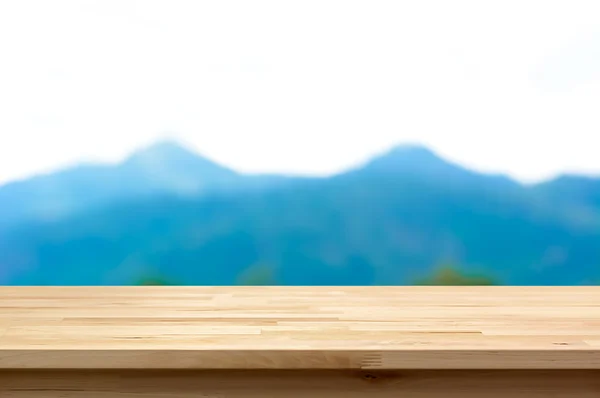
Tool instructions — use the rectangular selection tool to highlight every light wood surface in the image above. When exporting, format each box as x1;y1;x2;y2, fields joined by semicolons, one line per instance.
2;370;600;397
1;286;600;369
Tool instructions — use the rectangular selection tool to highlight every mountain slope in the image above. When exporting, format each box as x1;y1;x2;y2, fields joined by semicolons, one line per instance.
120;140;241;193
2;143;600;286
0;140;242;228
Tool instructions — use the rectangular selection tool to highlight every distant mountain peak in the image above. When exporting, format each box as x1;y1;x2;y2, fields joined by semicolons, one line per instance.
384;143;441;161
388;142;435;154
124;139;235;174
126;139;198;163
359;143;455;176
121;139;239;195
350;143;520;190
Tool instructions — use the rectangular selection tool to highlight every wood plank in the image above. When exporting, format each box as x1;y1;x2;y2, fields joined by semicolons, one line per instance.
1;287;600;369
2;370;600;397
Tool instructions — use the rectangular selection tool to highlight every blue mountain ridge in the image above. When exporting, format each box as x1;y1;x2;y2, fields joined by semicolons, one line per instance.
1;140;599;286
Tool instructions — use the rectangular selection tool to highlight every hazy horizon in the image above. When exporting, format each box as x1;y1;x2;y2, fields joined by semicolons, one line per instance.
2;0;600;185
0;137;594;187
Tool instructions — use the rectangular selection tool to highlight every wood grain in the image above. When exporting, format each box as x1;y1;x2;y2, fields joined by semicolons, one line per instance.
2;370;600;397
1;286;600;369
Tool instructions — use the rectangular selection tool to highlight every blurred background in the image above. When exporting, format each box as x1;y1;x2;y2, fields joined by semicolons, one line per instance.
1;0;600;286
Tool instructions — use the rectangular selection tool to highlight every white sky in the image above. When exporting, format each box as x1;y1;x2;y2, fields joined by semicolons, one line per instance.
1;0;599;184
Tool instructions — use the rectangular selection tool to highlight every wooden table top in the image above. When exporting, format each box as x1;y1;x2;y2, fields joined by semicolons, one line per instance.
1;286;600;369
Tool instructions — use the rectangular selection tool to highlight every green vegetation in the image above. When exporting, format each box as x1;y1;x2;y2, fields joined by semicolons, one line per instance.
414;265;498;286
236;264;279;285
135;269;181;286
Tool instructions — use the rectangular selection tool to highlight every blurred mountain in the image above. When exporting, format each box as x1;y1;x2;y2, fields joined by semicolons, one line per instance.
344;144;522;193
534;174;600;207
351;144;481;179
529;174;600;230
0;140;257;228
121;140;241;192
1;142;600;286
